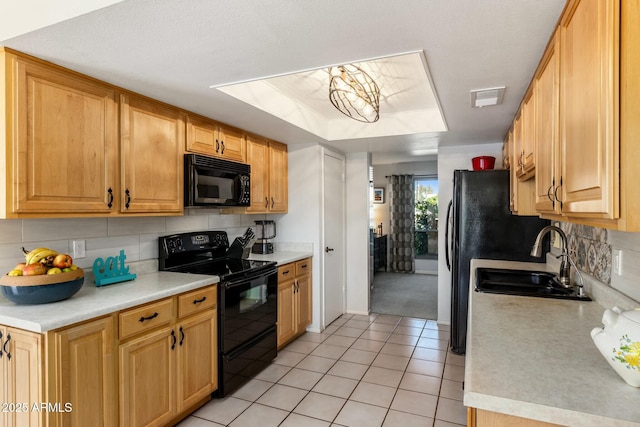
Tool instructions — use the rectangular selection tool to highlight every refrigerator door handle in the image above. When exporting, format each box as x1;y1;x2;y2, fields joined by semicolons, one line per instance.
445;199;453;271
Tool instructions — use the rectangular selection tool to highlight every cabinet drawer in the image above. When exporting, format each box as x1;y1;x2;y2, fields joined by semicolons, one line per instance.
278;263;294;281
119;298;174;340
295;259;311;276
178;285;217;318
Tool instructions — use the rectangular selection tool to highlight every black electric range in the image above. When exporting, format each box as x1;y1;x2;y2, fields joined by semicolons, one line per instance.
159;230;278;397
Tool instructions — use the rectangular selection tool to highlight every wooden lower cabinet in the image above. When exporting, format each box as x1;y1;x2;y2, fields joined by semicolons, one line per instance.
176;309;217;413
119;326;177;427
277;258;312;349
119;286;218;427
48;316;117;427
469;408;564;427
0;284;217;427
0;326;43;427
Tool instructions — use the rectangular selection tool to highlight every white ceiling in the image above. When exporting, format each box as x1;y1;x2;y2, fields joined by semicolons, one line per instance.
1;0;566;165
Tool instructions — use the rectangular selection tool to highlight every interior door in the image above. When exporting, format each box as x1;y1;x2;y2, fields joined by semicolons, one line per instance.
322;152;345;327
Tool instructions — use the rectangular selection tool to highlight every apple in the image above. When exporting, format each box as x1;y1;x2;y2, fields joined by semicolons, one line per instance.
23;263;47;276
52;254;73;269
14;262;26;272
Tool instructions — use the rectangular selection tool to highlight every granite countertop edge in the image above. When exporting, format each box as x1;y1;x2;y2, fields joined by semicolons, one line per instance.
464;258;640;427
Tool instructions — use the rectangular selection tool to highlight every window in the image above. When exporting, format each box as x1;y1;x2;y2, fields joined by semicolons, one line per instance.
415;176;438;258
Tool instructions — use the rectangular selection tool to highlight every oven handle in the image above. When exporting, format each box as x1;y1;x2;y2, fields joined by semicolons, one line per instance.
224;267;278;288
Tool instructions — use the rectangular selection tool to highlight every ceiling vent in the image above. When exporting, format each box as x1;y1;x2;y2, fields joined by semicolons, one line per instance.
470;86;505;108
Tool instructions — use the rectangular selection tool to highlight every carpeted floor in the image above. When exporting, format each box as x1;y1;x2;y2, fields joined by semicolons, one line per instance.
371;272;438;320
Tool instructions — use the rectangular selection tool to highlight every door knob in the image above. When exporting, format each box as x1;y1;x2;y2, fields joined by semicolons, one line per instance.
325;247;334;253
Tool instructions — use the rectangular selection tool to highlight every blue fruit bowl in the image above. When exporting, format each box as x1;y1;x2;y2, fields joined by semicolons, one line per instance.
0;269;84;304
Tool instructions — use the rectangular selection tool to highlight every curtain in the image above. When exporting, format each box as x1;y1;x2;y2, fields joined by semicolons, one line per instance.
389;174;415;273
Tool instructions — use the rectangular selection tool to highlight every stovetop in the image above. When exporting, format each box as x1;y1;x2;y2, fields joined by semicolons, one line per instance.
158;230;276;282
169;258;276;281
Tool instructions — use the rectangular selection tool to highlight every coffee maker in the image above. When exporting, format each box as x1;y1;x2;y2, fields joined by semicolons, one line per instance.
251;220;276;254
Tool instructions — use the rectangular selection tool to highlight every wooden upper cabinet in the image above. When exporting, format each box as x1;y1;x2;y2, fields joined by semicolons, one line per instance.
120;94;184;214
186;115;246;163
268;141;288;213
559;0;619;219
245;137;288;213
517;87;536;180
4;51;118;216
535;30;561;215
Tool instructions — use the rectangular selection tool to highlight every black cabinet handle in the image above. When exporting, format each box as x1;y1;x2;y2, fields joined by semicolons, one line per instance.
0;330;3;359
301;264;307;268
125;189;131;209
4;333;11;361
215;139;220;153
139;312;159;323
179;326;184;347
107;187;114;208
221;140;225;154
193;296;207;304
325;247;334;253
547;185;554;202
282;270;290;275
554;177;563;209
171;330;176;350
265;197;269;208
271;197;275;209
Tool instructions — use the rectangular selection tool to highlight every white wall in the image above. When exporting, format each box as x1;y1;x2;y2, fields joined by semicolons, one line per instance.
345;153;372;315
436;143;503;324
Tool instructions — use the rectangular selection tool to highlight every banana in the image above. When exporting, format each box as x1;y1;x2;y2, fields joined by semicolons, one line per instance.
23;247;58;265
23;247;49;264
29;250;58;265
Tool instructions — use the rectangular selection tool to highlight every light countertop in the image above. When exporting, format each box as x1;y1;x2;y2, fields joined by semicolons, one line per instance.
0;250;313;333
248;250;313;265
464;259;640;426
0;271;218;333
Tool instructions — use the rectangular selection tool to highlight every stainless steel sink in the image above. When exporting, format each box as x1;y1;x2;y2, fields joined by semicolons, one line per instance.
475;268;591;301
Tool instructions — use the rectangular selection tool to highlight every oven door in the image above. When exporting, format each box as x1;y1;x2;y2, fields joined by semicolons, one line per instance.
219;267;278;353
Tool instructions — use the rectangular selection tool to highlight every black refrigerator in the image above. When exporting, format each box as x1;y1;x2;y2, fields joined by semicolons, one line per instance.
446;169;549;354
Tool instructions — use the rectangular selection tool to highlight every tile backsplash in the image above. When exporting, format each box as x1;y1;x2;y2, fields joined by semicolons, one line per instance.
558;221;640;304
0;211;261;275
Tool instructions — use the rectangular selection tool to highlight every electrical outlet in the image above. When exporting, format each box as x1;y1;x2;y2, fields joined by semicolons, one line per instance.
613;248;623;275
72;240;86;259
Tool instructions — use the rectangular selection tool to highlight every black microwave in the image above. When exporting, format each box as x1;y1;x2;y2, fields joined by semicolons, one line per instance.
184;154;250;207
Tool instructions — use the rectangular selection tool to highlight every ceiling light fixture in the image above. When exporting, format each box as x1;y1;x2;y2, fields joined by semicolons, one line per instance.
329;64;380;123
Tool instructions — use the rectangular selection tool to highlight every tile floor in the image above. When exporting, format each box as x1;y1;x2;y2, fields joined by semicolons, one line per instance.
177;313;466;427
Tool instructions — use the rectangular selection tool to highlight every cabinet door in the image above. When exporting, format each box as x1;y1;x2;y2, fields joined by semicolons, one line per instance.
246;137;270;213
176;310;217;412
218;126;246;163
50;316;116;427
277;280;296;348
120;94;184;214
11;54;118;215
2;327;43;427
509;124;520;213
186;115;219;156
535;31;560;214
560;0;619;218
296;274;312;332
517;88;535;178
119;326;176;427
269;142;288;213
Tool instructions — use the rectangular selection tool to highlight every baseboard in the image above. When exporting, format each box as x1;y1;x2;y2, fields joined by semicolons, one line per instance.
415;270;438;275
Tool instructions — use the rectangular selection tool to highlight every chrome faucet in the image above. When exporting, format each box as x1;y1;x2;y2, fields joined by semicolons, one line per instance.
530;225;571;287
